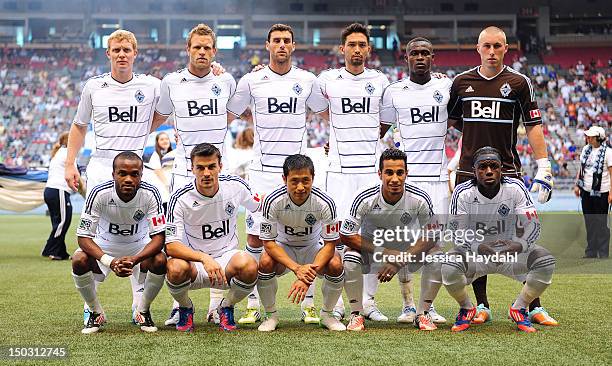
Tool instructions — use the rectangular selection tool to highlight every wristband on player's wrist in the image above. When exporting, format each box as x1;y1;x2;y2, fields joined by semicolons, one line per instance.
100;254;114;267
536;158;551;169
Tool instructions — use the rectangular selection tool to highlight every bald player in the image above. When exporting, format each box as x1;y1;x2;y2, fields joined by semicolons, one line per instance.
447;26;557;326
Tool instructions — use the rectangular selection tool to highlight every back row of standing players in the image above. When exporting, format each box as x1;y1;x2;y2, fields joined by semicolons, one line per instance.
66;22;556;333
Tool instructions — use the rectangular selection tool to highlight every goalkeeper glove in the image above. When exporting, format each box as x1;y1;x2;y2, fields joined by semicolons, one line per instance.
530;158;553;203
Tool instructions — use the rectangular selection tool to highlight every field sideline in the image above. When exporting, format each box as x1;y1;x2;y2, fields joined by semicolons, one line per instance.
1;214;611;366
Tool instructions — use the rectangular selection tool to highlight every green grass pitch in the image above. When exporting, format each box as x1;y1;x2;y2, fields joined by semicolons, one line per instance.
1;214;611;366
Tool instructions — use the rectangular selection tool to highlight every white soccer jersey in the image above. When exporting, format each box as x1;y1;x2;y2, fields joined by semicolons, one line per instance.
260;186;340;248
309;68;390;174
166;175;261;257
77;181;165;250
73;73;160;159
448;177;541;252
380;77;452;181
156;69;236;177
226;66;316;173
340;183;433;241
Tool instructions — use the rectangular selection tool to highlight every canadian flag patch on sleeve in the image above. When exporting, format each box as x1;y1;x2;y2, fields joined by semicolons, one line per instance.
150;214;166;228
529;109;541;119
326;222;340;235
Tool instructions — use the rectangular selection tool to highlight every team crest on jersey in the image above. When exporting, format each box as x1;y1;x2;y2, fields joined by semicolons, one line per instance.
448;220;458;231
225;202;235;216
79;218;92;231
135;89;145;103
133;209;145;221
400;212;412;225
342;219;356;232
500;82;512;97
211;83;221;96
365;82;375;95
305;214;317;226
246;214;254;228
498;204;510;217
293;83;303;95
433;90;443;103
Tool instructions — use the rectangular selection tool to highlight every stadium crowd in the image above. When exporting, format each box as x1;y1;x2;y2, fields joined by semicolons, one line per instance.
1;47;610;179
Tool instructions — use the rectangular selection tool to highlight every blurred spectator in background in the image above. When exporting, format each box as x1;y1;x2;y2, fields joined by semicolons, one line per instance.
42;132;79;260
574;126;612;259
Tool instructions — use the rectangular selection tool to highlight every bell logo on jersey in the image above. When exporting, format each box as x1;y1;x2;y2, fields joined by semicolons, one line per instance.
341;98;371;114
268;97;298;113
109;106;138;122
410;106;440;123
471;101;500;119
284;226;313;237
201;219;230;239
109;223;139;236
187;100;219;116
475;220;506;235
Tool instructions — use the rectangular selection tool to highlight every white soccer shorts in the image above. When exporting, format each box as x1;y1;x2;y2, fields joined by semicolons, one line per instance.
325;172;379;220
190;249;242;290
245;169;284;236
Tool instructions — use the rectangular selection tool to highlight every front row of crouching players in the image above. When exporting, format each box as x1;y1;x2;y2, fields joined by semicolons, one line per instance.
73;145;556;334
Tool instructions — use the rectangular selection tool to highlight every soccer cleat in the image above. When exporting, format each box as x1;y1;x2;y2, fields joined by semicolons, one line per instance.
319;310;346;331
451;307;477;332
301;306;321;324
346;313;365;331
429;305;447;324
332;306;345;321
176;307;194;332
363;302;388;322
397;305;417;323
82;310;105;334
258;312;279;332
217;305;237;332
238;308;261;324
509;307;537;333
134;310;158;332
415;312;438;331
207;309;220;324
164;307;180;326
529;307;559;326
471;303;492;324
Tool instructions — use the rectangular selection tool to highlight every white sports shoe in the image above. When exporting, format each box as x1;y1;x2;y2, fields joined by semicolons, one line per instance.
258;312;279;332
164;307;180;326
429;305;447;324
363;302;388;322
319;310;346;331
397;305;417;323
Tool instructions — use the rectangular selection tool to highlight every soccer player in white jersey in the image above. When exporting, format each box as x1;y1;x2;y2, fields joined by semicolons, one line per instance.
164;143;261;332
380;37;449;324
153;24;237;327
64;29;164;324
226;24;319;324
72;152;167;334
340;148;444;331
308;23;390;322
443;147;556;333
256;154;346;332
